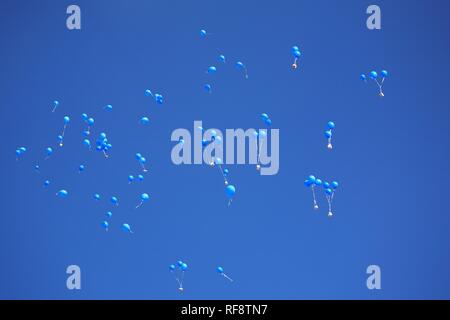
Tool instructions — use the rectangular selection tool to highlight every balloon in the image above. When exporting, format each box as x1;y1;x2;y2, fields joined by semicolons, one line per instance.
169;264;176;271
106;211;112;218
181;263;188;271
145;89;153;97
83;139;91;148
101;221;109;230
57;189;68;198
304;179;313;187
324;130;332;138
79;164;85;172
308;175;316;183
381;70;388;78
235;61;245;69
81;113;88;121
331;181;339;189
155;93;164;104
94;193;100;201
200;29;207;37
137;174;144;181
177;261;183;267
223;168;229;175
369;71;378;79
122;223;133;233
111;196;119;206
291;46;299;54
315;179;323;186
87;118;94;126
327;121;335;129
45;147;53;156
218;54;226;63
261;113;269;121
105;104;113;111
360;74;367;81
207;66;217;74
323;182;330;189
140;117;150;125
217;266;224;274
225;185;236;198
293;50;301;58
265;118;272;126
52;100;60;112
128;175;135;183
43;180;50;187
34;165;40;171
325;188;333;195
204;84;212;93
141;193;150;201
135;153;142;160
63;116;70;124
258;130;267;139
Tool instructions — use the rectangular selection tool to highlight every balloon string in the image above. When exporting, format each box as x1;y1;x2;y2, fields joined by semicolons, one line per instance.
141;163;148;172
135;201;143;209
326;195;332;216
217;164;227;184
223;273;234;282
52;106;57;113
311;185;317;208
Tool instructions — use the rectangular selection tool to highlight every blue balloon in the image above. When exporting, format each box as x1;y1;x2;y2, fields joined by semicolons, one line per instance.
141;193;150;201
106;211;112;218
381;70;388;78
369;71;378;79
57;135;63;142
101;221;109;230
43;180;50;187
291;46;299;54
258;130;267;139
57;189;68;198
169;264;176;271
46;147;53;156
293;50;301;58
323;182;330;189
315;179;323;186
122;223;132;233
155;94;164;104
34;165;40;171
128;175;135;182
140;117;150;125
327;121;335;130
265;118;272;126
217;266;224;274
202;139;209;146
111;196;119;205
87;118;95;126
207;66;217;74
139;157;147;164
54;100;60;107
325;188;333;195
218;54;226;63
177;261;183;267
83;139;91;148
94;193;100;201
105;104;113;111
63;116;70;124
261;113;269;121
81;113;88;121
138;174;144;181
79;164;85;172
360;74;367;81
331;181;339;189
145;89;152;97
15;149;22;157
304;179;313;187
204;84;212;93
200;29;207;37
19;147;27;153
181;263;188;271
308;175;316;183
223;168;229;175
225;185;236;198
324;130;332;139
235;61;245;70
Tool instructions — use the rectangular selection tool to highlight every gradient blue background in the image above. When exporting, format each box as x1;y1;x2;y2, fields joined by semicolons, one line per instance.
1;0;449;299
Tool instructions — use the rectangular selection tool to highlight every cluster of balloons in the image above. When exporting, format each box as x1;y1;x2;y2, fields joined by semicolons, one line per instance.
128;174;145;184
15;147;27;160
216;266;234;282
95;132;112;158
169;260;189;292
135;153;148;172
324;121;336;150
81;113;95;136
58;116;70;147
291;46;302;70
360;70;389;97
304;175;339;217
144;89;164;104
